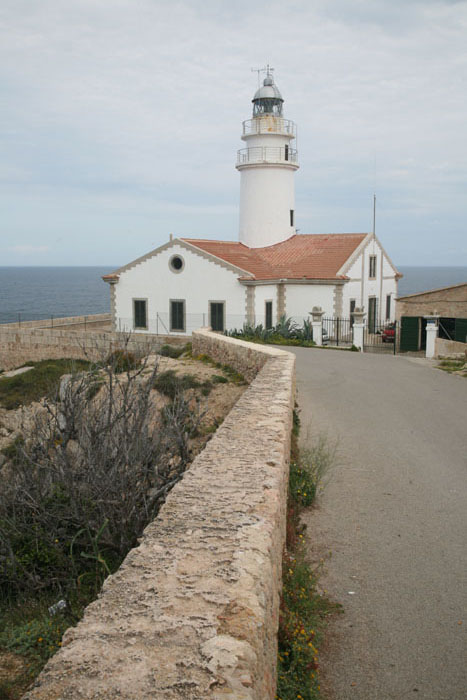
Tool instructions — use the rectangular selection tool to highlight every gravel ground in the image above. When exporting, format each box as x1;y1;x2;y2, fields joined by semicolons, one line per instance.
291;347;467;700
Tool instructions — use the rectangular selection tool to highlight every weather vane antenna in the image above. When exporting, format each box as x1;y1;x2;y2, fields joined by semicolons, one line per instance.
251;64;274;88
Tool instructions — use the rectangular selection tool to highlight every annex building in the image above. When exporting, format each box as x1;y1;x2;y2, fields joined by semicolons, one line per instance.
104;70;400;336
397;282;467;352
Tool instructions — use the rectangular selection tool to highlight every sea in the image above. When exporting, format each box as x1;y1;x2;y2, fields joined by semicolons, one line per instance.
0;265;466;324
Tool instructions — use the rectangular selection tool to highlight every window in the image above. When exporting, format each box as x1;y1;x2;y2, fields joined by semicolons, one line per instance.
350;299;356;327
284;144;289;161
386;294;391;321
133;299;147;329
210;302;224;332
368;297;377;334
169;255;184;273
369;255;377;279
290;209;294;227
265;301;273;329
170;300;185;332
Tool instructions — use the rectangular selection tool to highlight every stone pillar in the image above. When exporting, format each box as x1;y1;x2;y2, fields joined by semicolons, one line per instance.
310;306;324;346
352;307;365;352
425;317;439;359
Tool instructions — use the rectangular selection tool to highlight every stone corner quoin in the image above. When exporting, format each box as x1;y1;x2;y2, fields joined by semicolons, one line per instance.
22;330;296;700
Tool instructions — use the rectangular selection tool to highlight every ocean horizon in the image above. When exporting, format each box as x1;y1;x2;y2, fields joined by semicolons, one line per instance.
1;265;466;324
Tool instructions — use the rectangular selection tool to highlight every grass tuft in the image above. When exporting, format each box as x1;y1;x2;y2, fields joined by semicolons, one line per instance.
0;359;91;410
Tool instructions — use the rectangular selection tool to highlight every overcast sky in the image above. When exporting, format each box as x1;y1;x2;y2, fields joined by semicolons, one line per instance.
1;0;466;267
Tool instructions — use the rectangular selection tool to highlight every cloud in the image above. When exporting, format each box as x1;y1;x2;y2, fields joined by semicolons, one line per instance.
0;0;466;265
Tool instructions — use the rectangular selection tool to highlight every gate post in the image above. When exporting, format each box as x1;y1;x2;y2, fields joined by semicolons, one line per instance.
352;307;365;352
310;306;324;346
425;316;439;359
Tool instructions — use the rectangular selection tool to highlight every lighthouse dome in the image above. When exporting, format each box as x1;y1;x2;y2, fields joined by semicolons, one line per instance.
252;76;284;116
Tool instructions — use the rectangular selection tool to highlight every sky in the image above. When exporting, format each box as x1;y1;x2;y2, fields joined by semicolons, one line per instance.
1;0;466;267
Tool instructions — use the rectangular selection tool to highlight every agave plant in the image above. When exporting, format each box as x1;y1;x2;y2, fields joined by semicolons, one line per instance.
299;318;313;341
274;315;300;339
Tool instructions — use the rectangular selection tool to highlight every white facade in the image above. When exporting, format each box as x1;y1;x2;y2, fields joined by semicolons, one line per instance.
107;234;398;336
340;235;399;323
285;283;337;324
111;242;247;335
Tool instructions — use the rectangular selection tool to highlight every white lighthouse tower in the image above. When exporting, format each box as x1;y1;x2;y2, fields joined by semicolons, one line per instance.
237;67;299;248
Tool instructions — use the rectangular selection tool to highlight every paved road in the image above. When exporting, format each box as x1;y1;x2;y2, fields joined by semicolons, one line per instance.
291;348;467;700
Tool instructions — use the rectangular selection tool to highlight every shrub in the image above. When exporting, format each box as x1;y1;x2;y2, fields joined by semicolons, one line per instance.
158;344;188;359
0;357;204;600
153;370;213;399
105;349;140;373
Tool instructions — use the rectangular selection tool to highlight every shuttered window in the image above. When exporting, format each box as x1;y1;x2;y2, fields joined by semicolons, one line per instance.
133;299;147;329
369;255;377;278
350;299;356;327
265;301;273;329
170;300;185;331
210;302;224;332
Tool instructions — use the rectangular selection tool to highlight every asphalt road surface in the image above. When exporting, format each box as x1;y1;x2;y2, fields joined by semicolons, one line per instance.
291;348;467;700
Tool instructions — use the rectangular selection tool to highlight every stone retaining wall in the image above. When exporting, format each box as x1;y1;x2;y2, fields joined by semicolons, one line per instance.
0;316;188;371
435;337;467;358
23;330;295;700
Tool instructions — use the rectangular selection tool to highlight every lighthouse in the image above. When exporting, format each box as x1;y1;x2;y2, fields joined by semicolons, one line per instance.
237;68;299;249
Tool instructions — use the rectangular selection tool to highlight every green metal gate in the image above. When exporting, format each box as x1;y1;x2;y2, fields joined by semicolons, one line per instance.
454;318;467;343
400;316;420;352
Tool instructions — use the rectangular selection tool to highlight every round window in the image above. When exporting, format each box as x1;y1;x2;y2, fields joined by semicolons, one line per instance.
169;255;184;273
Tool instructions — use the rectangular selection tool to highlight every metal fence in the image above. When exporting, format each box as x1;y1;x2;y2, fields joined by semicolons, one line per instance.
322;317;353;347
364;320;400;354
116;313;249;336
0;311;111;328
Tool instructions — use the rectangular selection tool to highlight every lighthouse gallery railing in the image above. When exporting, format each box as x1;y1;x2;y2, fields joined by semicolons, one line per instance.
242;118;296;137
236;146;298;165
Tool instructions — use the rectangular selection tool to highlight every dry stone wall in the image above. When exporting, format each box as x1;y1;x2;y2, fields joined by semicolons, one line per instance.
0;317;187;371
22;330;295;700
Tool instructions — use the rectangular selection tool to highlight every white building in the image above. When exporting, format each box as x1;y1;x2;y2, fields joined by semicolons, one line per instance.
104;70;400;336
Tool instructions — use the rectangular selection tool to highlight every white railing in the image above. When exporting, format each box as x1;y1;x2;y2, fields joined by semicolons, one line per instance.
236;146;298;166
242;117;296;137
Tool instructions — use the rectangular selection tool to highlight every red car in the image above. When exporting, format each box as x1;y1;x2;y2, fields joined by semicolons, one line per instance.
381;323;396;343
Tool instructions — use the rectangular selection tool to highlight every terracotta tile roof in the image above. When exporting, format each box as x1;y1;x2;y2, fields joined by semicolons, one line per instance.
181;233;368;280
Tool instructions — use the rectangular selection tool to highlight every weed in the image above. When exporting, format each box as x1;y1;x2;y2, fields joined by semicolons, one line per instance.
277;419;340;699
437;359;466;376
291;437;335;507
211;374;228;384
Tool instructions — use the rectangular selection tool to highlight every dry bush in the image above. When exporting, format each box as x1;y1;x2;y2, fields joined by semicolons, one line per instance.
0;349;204;599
